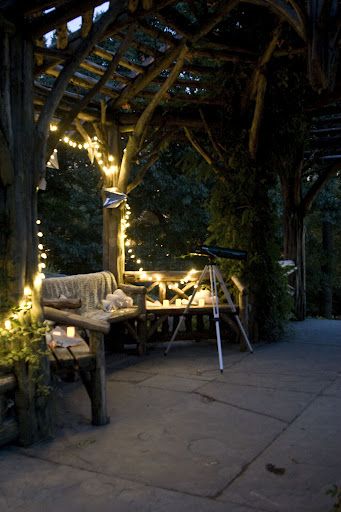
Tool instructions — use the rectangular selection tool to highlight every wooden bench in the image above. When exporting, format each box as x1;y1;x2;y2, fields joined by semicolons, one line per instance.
42;271;146;426
124;271;249;350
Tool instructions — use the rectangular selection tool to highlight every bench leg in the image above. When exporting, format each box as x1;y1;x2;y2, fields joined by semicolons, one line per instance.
89;332;110;426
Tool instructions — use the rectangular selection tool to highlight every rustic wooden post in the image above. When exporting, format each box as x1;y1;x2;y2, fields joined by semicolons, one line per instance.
89;332;109;426
0;18;54;444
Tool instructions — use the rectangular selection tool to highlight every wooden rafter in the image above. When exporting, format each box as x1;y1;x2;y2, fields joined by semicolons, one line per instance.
112;42;187;108
47;24;136;152
26;0;109;37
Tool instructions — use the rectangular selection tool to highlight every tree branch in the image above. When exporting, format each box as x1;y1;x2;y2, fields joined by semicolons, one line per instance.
118;42;188;192
26;0;110;38
184;127;226;182
249;73;267;159
302;163;340;214
112;42;186;109
36;4;120;141
46;23;135;154
199;108;225;162
127;131;176;193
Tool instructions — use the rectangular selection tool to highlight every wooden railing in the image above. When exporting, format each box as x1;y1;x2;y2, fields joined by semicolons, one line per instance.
124;270;249;344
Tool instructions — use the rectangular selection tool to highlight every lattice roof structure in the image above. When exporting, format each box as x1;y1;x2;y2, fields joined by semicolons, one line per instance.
0;0;340;293
5;0;338;159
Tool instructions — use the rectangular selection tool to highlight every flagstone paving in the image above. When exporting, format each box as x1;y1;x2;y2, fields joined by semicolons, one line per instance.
0;318;340;511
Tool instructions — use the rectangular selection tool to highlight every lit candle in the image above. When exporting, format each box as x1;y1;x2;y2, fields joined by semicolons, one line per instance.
175;299;182;307
66;326;76;338
163;300;170;307
198;298;205;307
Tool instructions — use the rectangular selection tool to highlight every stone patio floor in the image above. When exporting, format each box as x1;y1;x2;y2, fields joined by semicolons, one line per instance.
0;318;340;511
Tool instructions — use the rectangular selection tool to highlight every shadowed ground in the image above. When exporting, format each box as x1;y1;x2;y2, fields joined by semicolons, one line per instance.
0;318;340;511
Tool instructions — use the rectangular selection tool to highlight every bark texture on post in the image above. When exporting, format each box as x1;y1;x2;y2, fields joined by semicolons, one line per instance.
283;204;306;320
0;26;39;308
321;220;333;318
0;24;52;444
103;206;125;284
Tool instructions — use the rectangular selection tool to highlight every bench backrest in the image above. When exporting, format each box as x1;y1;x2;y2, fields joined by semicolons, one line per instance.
42;271;117;313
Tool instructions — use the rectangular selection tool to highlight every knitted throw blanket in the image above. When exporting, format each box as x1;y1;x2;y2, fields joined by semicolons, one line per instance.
42;271;117;313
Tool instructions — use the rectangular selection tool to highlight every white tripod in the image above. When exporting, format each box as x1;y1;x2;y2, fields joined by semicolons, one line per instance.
164;263;253;372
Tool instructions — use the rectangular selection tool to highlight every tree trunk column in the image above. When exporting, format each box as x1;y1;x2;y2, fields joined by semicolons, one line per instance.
321;220;333;318
103;205;125;284
284;208;306;320
0;26;39;306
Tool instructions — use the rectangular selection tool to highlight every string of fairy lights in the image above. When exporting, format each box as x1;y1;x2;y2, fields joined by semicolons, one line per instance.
1;124;197;331
49;123;146;274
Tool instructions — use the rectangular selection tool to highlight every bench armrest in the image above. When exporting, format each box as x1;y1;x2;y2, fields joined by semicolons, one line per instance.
43;306;110;334
120;284;146;313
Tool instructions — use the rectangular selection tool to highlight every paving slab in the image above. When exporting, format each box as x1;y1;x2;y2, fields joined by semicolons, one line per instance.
0;451;257;512
21;380;284;497
194;380;315;422
0;319;340;512
218;394;341;512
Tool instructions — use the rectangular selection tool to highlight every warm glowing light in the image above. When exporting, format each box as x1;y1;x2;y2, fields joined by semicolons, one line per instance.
39;262;46;269
24;286;32;296
41;253;47;259
136;259;141;264
78;144;83;150
38;244;44;250
125;240;131;247
4;320;12;330
66;326;75;338
49;124;58;131
63;136;69;143
36;219;41;225
37;232;43;237
139;267;143;272
108;155;114;162
34;274;42;288
128;249;133;253
40;273;46;279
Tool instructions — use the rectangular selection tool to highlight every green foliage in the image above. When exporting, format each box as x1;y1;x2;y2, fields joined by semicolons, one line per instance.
208;151;291;340
306;177;341;316
327;485;341;512
0;308;50;396
38;145;103;275
127;144;210;270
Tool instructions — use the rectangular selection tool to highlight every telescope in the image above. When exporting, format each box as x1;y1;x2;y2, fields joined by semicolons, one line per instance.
196;245;247;261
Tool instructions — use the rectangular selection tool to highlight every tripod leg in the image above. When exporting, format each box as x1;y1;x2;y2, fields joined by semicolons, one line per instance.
214;266;253;353
209;266;224;373
164;266;208;356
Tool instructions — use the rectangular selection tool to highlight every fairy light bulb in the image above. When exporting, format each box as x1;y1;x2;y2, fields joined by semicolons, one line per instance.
37;232;43;237
38;244;43;250
4;319;12;330
36;219;41;225
24;286;32;296
41;253;47;259
34;274;42;288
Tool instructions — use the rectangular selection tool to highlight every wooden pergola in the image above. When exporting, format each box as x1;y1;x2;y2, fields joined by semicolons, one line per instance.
0;0;340;311
0;0;340;446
